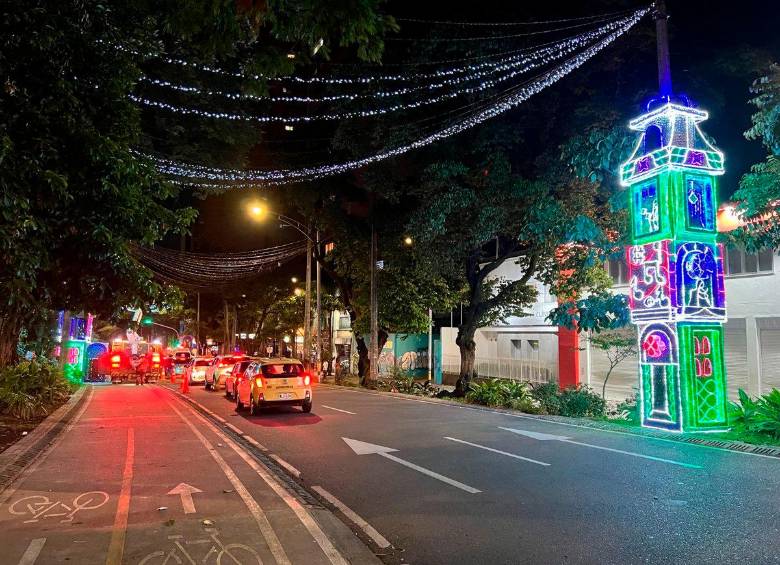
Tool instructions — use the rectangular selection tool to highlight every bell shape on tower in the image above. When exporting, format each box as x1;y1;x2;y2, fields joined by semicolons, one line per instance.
620;101;725;187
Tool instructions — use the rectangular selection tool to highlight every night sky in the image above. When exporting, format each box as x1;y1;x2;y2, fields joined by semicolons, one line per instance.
192;0;779;255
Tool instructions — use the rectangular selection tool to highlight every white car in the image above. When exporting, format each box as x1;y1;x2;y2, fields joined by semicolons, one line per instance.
205;355;246;391
186;357;211;385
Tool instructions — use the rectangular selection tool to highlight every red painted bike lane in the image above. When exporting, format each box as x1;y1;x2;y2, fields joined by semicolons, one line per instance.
0;384;357;565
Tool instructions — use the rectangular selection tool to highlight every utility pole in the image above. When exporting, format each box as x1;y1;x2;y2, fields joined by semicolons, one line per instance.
315;230;322;378
427;308;433;382
654;0;672;97
304;237;312;366
369;223;379;384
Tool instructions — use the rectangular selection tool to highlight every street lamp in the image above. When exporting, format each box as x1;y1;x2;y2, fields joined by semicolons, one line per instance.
246;203;322;373
404;236;413;246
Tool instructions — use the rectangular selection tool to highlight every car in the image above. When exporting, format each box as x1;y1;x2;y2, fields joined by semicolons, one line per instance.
204;354;246;391
186;357;211;385
224;358;257;399
235;358;313;415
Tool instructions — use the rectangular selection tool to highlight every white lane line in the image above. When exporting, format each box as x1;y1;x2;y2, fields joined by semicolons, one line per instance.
166;400;291;565
321;405;356;415
105;428;134;565
499;427;702;469
321;385;780;462
244;436;269;451
311;486;391;549
172;394;349;565
17;538;46;565
270;454;302;478
225;423;245;435
443;437;550;466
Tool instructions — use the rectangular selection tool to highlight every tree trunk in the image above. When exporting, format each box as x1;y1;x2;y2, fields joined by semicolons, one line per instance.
0;309;22;369
454;328;477;396
357;329;389;387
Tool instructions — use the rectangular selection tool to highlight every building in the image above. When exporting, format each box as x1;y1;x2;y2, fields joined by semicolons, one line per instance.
439;205;780;400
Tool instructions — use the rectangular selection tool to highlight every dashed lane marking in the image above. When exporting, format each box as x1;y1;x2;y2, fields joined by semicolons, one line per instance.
321;405;356;415
166;399;291;565
269;455;301;478
17;538;46;565
443;437;550;467
312;486;391;549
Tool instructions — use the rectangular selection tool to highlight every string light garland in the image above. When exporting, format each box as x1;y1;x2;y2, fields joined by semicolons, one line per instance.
143;7;649;188
109;10;630;86
131;24;620;124
395;8;633;27
136;21;623;106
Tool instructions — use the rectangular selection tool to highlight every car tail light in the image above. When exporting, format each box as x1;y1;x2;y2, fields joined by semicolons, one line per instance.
254;377;263;387
111;354;121;368
303;375;311;386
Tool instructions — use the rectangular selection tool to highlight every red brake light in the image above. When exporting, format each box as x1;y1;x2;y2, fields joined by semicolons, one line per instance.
254;377;263;387
303;375;311;386
111;354;121;368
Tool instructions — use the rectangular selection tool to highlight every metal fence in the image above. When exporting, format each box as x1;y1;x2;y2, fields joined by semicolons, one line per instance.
442;355;556;384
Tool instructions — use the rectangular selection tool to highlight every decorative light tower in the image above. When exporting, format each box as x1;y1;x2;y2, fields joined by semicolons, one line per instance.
620;1;728;432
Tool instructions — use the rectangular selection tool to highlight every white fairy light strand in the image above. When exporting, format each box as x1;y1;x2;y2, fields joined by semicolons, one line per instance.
136;19;624;106
110;11;629;85
144;7;649;187
395;8;633;27
131;21;623;124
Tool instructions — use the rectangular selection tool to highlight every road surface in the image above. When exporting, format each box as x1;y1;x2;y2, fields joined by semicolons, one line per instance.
186;383;780;565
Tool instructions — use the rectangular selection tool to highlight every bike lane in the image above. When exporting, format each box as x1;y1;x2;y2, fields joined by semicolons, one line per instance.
0;385;347;565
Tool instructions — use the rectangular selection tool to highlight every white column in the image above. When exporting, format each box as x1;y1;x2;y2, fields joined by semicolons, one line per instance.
745;316;761;396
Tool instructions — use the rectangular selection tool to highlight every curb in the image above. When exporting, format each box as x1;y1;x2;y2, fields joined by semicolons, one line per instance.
159;384;390;564
0;385;89;494
319;383;780;460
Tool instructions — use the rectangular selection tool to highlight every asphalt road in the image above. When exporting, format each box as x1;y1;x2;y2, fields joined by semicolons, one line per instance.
0;384;377;565
187;382;780;565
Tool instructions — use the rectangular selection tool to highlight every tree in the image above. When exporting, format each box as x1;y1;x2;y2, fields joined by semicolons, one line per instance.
731;64;780;251
0;0;393;367
589;329;637;399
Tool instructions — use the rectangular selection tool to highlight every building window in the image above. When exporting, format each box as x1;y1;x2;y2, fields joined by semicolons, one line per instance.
607;258;629;285
725;246;774;276
338;315;352;330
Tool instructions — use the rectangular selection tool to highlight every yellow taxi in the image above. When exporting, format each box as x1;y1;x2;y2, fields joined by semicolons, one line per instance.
235;358;313;415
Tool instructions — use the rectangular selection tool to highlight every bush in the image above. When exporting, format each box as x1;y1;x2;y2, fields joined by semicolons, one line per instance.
753;389;780;439
558;385;606;417
466;378;531;408
530;382;562;415
729;389;760;427
0;360;75;421
612;393;640;422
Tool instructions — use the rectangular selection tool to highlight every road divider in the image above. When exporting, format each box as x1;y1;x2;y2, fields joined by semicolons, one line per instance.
499;427;703;469
443;437;550;466
342;437;481;494
270;454;302;478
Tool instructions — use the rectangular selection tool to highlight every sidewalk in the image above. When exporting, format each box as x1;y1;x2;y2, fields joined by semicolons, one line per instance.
0;384;380;564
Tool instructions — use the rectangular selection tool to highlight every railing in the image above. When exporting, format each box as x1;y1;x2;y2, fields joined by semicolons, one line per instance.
442;354;556;384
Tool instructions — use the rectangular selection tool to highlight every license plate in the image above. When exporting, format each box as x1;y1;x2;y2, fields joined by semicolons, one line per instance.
278;393;293;400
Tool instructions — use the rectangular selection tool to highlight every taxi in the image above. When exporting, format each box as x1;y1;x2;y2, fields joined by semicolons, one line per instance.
235;358;313;415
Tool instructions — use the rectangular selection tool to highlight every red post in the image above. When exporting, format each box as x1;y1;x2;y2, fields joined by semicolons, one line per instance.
557;324;580;390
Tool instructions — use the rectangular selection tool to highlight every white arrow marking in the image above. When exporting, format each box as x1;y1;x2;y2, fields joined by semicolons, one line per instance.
322;405;356;415
167;483;203;514
443;437;550;466
342;438;481;493
499;427;702;469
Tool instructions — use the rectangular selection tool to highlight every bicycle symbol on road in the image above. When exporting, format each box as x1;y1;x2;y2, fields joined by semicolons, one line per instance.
139;530;262;565
8;491;109;523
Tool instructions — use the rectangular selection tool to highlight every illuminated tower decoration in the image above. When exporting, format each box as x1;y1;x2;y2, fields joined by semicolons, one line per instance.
620;2;728;432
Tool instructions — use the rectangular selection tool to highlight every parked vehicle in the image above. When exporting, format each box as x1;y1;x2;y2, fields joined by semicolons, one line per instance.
186;357;211;385
224;359;257;400
236;358;313;415
93;340;163;384
205;354;246;391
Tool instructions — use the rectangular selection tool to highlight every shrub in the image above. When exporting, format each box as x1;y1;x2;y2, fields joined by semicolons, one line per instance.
509;396;543;414
753;389;780;439
613;393;640;422
466;378;531;408
558;385;606;417
530;382;562;415
0;360;74;420
729;389;760;428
